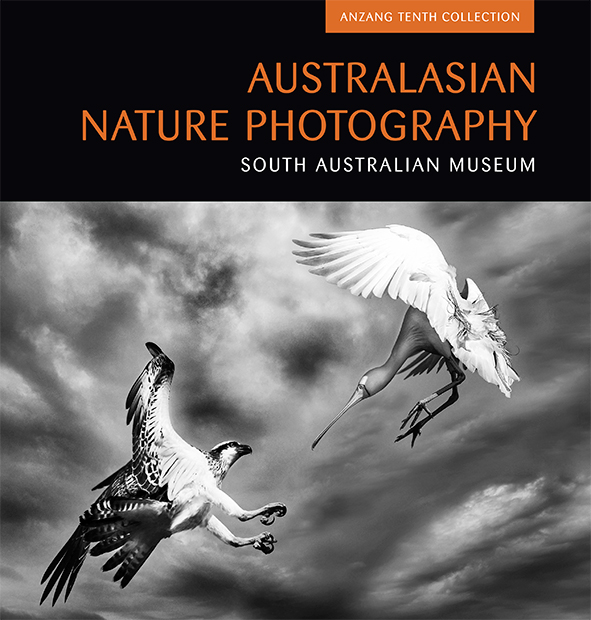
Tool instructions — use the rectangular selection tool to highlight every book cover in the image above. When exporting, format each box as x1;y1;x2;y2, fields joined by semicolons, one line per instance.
1;2;589;619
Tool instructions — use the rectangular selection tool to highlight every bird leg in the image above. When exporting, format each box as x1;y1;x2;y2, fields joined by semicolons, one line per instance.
205;487;287;525
205;516;277;554
396;357;465;447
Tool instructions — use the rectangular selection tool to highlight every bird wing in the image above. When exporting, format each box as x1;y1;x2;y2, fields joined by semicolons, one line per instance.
293;225;519;396
293;225;456;341
83;497;171;589
41;344;207;606
125;342;210;499
40;460;168;606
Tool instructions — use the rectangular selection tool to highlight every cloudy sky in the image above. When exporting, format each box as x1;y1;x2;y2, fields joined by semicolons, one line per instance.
1;202;589;620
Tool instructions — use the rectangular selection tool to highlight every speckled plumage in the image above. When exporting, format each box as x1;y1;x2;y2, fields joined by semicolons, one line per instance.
41;344;286;606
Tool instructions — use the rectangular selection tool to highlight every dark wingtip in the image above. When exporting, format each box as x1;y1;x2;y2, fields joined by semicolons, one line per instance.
145;342;163;357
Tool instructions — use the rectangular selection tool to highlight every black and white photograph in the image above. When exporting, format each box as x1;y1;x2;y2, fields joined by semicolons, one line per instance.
1;0;590;618
1;201;589;619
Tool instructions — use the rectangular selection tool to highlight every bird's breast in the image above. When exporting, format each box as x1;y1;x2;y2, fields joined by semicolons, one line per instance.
169;493;212;534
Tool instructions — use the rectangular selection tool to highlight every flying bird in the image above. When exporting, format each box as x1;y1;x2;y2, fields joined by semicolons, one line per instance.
40;342;287;606
293;224;519;449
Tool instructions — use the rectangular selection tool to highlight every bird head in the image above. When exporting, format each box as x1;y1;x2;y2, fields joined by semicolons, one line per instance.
208;440;252;480
312;368;391;450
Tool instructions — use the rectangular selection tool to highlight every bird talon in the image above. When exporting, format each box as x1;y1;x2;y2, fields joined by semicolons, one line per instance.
395;420;425;447
400;402;431;430
261;502;287;525
254;532;277;554
399;410;415;430
275;504;287;517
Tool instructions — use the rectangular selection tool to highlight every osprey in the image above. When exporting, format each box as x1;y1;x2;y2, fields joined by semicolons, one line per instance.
40;343;287;606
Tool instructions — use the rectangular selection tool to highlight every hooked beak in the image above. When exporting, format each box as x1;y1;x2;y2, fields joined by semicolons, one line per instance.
238;444;253;456
311;384;369;450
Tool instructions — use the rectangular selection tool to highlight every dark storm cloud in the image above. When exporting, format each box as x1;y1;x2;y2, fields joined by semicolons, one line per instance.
408;536;590;620
159;562;243;611
244;586;358;620
162;348;266;441
65;203;247;319
295;201;358;230
0;607;107;620
69;202;168;258
70;202;246;319
0;322;109;480
291;344;589;618
0;202;20;247
0;610;37;620
1;405;108;532
268;318;348;383
425;202;524;228
0;251;110;455
1;202;588;620
179;385;265;438
158;561;357;620
71;202;245;314
72;290;139;365
1;460;75;526
161;254;241;314
509;235;590;376
185;261;240;309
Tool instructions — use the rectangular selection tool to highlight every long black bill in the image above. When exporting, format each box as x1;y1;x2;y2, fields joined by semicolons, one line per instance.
311;384;367;450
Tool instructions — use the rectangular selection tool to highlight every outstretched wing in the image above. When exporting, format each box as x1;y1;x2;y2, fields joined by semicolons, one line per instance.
40;460;168;606
125;342;178;491
82;497;170;589
293;225;519;396
293;225;456;341
41;344;206;606
125;343;208;498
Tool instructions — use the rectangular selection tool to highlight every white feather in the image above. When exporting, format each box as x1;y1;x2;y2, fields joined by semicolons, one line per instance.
294;225;519;396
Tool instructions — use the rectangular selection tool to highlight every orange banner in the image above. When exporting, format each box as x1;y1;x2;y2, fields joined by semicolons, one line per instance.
326;0;535;33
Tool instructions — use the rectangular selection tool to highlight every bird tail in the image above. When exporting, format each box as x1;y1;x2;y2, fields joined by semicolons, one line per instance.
40;524;90;606
81;497;170;589
451;279;520;396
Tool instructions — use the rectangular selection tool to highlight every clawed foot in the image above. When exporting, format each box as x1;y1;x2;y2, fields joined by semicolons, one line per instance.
260;502;287;526
396;403;432;447
400;401;431;430
395;419;428;447
253;532;277;554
